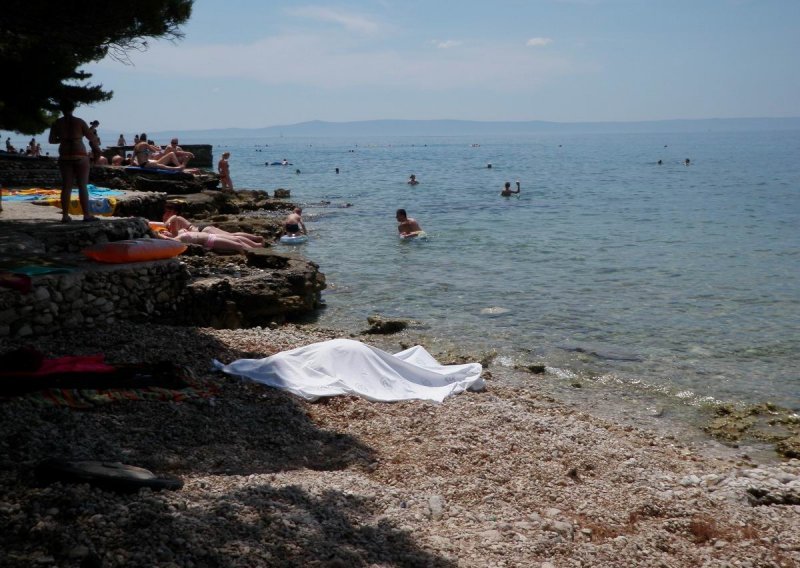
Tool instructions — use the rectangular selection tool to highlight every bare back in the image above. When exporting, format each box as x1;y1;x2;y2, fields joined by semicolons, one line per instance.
398;217;422;234
49;116;93;159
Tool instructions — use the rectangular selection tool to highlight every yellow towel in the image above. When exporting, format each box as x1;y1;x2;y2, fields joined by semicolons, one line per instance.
39;196;117;216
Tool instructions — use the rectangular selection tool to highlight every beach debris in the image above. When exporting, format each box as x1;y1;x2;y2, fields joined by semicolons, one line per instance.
427;495;445;520
34;459;183;493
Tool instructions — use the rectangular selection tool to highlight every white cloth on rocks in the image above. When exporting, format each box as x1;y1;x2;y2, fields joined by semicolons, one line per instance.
213;338;484;402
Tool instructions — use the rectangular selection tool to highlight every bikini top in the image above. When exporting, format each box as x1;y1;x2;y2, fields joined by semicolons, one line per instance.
134;145;151;165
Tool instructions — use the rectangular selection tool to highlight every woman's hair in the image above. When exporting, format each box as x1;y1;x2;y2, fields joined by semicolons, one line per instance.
59;100;76;114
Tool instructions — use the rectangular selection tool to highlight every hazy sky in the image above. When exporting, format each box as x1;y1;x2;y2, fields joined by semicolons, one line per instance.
79;0;799;133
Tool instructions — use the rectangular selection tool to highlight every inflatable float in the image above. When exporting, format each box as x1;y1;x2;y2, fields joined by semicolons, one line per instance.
279;234;308;245
83;239;186;263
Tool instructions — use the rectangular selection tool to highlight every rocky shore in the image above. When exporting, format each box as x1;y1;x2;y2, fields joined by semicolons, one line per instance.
1;161;797;567
0;320;798;567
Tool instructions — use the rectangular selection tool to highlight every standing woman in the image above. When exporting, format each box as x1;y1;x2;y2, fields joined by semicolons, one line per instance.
48;100;101;222
218;151;233;191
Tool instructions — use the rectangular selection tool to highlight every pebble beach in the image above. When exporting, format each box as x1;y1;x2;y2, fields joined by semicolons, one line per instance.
1;319;798;567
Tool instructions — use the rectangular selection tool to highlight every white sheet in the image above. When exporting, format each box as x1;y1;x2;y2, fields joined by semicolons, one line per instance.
213;338;484;402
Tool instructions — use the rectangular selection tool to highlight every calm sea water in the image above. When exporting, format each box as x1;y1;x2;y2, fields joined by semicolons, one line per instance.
208;130;799;418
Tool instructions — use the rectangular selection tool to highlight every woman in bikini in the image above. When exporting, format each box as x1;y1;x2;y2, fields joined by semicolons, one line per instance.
158;229;256;252
48;101;102;222
162;205;264;247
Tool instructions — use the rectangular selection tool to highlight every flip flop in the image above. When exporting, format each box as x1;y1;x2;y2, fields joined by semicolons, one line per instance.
35;458;183;493
61;215;72;223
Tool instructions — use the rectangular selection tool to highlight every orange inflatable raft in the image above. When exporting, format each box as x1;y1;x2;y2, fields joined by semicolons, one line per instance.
83;239;187;263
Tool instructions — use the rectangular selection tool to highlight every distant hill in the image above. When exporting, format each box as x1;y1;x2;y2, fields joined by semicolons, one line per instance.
152;117;800;140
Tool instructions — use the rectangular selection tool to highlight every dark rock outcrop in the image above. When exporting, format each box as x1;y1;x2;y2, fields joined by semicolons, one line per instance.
175;249;326;328
365;315;409;335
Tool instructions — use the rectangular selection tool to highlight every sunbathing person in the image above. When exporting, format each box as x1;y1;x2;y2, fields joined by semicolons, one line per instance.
162;138;194;166
158;230;255;252
132;133;184;170
162;206;265;247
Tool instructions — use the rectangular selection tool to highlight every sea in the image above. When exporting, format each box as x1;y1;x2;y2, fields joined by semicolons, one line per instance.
31;128;800;446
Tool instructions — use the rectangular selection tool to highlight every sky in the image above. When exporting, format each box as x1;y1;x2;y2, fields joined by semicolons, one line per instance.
70;0;800;134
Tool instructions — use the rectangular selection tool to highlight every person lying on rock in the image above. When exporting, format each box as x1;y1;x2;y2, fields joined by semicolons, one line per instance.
158;230;255;252
162;204;265;247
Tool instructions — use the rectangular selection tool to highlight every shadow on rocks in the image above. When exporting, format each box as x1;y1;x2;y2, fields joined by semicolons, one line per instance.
0;321;456;566
0;322;375;477
0;480;456;567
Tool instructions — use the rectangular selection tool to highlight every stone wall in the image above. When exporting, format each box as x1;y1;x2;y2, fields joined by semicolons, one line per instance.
0;151;219;191
0;154;61;187
1;218;153;255
0;261;188;338
0;217;327;337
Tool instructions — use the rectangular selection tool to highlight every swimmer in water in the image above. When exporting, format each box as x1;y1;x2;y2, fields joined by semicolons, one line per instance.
500;181;521;196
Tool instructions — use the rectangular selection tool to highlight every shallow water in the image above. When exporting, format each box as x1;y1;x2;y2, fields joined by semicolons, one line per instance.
208;130;800;420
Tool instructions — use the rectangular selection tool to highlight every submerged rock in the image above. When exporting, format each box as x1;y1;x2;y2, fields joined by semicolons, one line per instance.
480;306;510;315
704;402;800;458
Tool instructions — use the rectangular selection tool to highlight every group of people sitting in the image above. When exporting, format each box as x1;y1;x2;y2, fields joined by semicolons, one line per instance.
4;137;43;157
104;134;195;170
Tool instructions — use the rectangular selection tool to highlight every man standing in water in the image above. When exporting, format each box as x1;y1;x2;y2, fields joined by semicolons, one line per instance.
283;207;307;236
500;181;521;196
48;101;102;222
396;208;423;238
